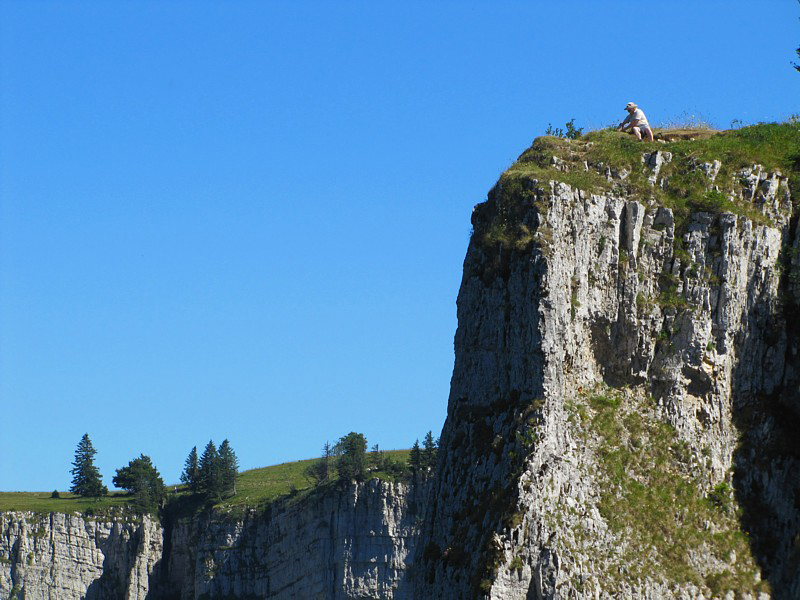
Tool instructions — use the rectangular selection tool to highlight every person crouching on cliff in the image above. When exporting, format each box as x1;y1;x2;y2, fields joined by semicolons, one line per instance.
618;102;654;142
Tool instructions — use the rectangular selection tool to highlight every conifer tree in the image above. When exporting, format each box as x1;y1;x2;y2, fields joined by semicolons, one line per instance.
180;446;200;493
70;433;107;497
422;430;438;471
322;440;334;480
409;439;422;478
198;440;221;499
218;439;239;497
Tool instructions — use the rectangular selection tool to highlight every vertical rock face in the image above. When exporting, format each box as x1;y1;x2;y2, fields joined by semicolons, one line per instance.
414;138;799;599
0;512;162;600
0;480;421;599
161;480;422;600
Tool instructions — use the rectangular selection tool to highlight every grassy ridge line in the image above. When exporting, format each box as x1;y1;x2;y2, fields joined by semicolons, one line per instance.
503;122;799;217
0;449;411;514
482;122;799;253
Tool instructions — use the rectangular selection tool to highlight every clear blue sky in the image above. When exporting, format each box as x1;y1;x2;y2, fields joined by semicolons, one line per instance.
1;1;798;491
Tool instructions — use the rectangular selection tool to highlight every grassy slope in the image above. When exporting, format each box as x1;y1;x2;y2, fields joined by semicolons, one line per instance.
0;492;131;514
224;449;411;508
0;449;411;514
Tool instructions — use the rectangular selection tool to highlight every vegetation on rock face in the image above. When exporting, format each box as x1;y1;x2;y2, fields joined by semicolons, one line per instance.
563;388;769;596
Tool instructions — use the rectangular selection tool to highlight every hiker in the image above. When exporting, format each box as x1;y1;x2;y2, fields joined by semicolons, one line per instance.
617;102;654;142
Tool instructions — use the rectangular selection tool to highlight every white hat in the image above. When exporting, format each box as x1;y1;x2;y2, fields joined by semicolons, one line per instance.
625;102;637;110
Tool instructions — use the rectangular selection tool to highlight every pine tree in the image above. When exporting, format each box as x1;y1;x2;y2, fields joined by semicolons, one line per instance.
70;433;106;497
422;430;438;471
409;439;422;479
322;440;334;481
218;439;239;497
198;440;221;500
180;446;200;493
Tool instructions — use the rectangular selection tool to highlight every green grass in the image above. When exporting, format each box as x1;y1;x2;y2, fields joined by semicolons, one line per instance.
0;450;412;516
481;221;535;251
503;162;611;195
220;449;411;508
0;491;132;514
581;122;800;176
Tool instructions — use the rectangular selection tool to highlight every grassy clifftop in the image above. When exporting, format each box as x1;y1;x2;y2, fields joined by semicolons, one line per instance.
0;449;411;516
504;121;800;222
473;121;799;258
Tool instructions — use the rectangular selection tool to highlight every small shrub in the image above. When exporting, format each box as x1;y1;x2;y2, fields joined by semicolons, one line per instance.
565;119;583;140
707;482;734;513
589;394;621;411
693;189;734;213
571;291;580;319
545;123;564;138
509;555;524;573
545;118;583;140
506;511;524;529
50;490;60;499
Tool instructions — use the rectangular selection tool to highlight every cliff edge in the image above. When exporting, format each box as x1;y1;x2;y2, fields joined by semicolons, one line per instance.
0;480;423;599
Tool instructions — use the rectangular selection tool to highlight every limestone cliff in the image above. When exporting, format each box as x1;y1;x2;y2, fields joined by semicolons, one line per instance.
414;125;800;599
160;480;422;599
0;511;161;600
0;480;422;599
